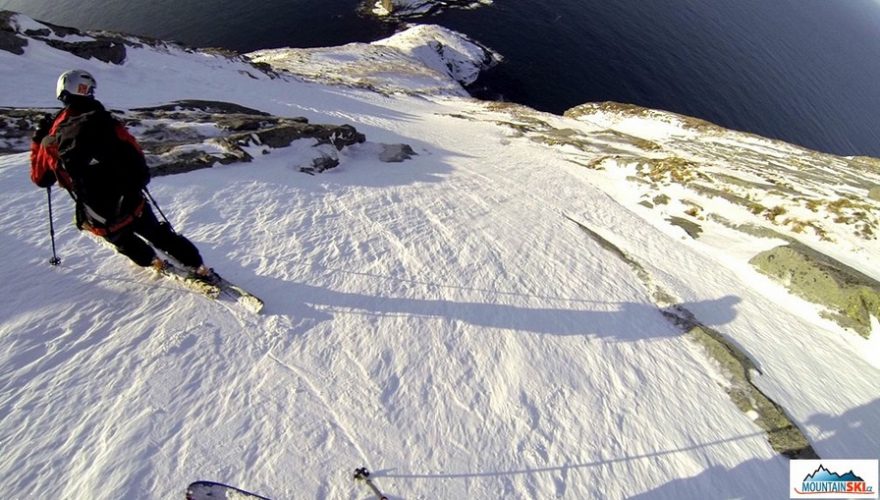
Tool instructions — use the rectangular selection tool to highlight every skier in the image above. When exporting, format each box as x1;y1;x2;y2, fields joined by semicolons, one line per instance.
30;69;211;277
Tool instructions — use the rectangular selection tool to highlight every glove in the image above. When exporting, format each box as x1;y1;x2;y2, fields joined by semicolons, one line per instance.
32;115;52;144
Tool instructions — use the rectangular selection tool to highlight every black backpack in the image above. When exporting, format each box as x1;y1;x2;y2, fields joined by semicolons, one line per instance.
53;108;150;221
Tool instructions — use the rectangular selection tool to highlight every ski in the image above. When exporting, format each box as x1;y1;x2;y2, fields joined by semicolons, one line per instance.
208;269;265;314
186;481;271;500
157;262;221;297
354;467;389;500
158;262;264;314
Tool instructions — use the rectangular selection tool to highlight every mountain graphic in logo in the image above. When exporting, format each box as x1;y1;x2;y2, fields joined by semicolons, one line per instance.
791;460;878;499
805;465;865;483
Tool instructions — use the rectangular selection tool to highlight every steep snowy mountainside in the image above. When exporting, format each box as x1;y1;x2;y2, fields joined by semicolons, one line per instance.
248;24;501;95
565;102;880;270
1;11;879;500
449;100;880;338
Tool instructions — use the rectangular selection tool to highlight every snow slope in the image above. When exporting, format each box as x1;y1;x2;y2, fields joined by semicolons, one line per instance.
249;25;501;95
1;13;878;500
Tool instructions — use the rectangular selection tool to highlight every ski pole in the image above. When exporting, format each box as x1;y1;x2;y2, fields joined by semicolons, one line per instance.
354;468;388;500
47;187;61;266
143;187;174;229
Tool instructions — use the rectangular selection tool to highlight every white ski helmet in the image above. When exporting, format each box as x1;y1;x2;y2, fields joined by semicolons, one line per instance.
56;69;97;101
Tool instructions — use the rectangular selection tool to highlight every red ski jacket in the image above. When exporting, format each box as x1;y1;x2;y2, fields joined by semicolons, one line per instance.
30;100;147;236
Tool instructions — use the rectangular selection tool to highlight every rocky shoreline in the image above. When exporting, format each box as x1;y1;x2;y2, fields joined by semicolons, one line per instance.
366;0;494;19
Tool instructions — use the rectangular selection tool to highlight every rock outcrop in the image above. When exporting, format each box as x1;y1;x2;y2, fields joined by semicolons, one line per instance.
367;0;493;18
0;11;27;55
750;243;880;338
1;10;126;63
0;10;275;77
1;99;427;177
1;100;372;176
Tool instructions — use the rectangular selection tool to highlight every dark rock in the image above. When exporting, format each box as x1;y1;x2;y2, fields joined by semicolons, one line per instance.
250;125;309;149
303;154;340;174
134;100;272;116
148;148;252;177
45;39;126;64
202;47;240;58
218;117;277;132
379;143;417;162
23;28;51;37
320;124;366;150
250;61;275;75
667;216;703;239
0;10;15;29
37;19;82;38
249;123;365;150
0;29;27;56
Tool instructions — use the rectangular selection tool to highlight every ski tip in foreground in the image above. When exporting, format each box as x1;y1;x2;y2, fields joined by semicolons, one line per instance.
186;481;271;500
238;294;265;314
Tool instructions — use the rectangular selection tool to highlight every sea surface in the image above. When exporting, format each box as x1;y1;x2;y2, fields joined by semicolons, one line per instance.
2;0;879;157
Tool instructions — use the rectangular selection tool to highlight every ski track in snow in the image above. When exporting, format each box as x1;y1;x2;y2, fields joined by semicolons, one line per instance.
1;21;879;500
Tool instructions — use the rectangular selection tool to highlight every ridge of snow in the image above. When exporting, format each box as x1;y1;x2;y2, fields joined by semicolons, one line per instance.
376;24;501;86
8;13;95;43
247;24;500;95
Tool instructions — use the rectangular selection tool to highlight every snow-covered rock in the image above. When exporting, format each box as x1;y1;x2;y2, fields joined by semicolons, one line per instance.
378;24;501;87
248;25;500;95
369;0;494;18
0;10;126;63
1;100;371;176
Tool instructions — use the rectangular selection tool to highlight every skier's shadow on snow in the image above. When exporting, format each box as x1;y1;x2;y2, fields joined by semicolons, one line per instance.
371;399;880;498
277;281;741;340
625;397;880;499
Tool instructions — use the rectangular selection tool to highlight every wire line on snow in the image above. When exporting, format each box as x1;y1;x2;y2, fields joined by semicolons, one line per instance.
379;430;770;480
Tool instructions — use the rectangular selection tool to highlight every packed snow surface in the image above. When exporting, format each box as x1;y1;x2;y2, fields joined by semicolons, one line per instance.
1;13;878;500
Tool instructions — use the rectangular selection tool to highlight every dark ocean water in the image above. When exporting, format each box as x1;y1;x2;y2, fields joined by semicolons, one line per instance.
2;0;879;157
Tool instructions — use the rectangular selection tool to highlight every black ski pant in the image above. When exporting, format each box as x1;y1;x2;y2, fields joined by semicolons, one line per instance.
105;205;204;268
